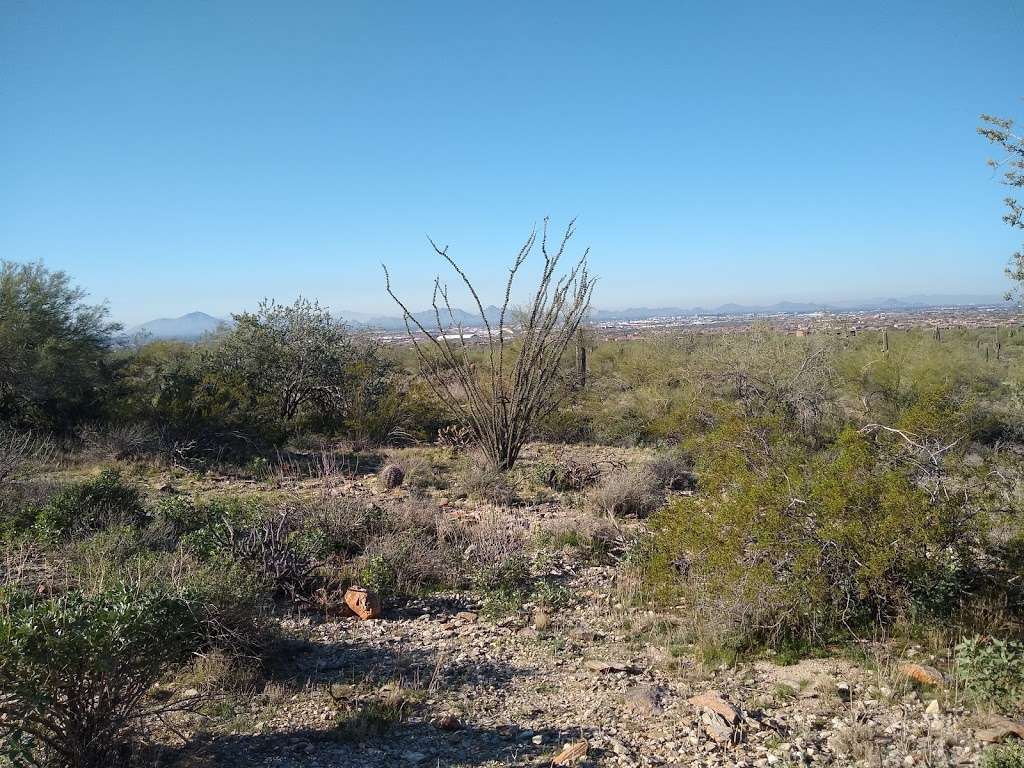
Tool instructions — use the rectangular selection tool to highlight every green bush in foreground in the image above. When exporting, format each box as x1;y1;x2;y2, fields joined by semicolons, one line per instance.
955;635;1024;714
981;742;1024;768
33;469;144;539
645;412;984;648
0;585;199;768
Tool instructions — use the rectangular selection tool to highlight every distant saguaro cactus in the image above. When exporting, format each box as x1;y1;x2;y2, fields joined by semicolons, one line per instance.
882;329;890;353
575;328;588;389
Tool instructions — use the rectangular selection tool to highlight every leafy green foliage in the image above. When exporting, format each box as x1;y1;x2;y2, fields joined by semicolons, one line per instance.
33;469;144;539
0;585;200;768
981;742;1024;768
955;635;1024;713
0;261;122;432
978;112;1024;302
474;553;532;617
646;410;983;647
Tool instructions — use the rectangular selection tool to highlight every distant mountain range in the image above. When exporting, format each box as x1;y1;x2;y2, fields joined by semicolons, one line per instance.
127;311;229;340
128;294;1007;340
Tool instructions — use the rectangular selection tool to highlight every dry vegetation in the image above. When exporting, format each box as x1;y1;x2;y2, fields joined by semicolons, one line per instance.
3;254;1024;767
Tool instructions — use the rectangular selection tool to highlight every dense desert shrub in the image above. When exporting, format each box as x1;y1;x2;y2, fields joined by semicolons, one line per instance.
645;449;696;491
34;469;145;539
348;497;466;598
533;456;604;492
399;449;452;491
55;522;273;655
535;515;624;563
981;742;1024;768
180;555;274;653
645;413;986;648
0;585;200;768
0;429;49;488
455;457;519;505
0;260;122;432
77;423;158;461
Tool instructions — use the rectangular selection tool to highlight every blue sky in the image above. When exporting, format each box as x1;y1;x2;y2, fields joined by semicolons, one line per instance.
2;1;1022;324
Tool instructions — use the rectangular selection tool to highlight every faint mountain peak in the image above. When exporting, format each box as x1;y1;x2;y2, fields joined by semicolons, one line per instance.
128;311;228;340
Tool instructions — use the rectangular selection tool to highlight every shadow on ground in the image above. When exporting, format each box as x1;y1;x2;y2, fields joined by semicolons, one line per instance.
148;599;599;767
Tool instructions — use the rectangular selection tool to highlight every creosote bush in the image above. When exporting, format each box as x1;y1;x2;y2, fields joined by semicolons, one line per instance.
644;410;988;648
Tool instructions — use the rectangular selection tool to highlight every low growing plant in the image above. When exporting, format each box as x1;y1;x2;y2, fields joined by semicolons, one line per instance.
0;584;200;768
955;635;1024;713
33;469;145;539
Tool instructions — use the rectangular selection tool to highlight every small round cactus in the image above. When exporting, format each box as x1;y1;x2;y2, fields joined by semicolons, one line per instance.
378;463;405;489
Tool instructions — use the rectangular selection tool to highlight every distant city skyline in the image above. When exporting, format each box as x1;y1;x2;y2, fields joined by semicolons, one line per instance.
3;1;1022;325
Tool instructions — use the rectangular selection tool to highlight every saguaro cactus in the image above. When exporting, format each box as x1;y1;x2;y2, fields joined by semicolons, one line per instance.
575;328;588;389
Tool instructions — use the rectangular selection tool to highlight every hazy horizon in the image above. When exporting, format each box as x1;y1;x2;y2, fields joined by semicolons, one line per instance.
4;1;1023;325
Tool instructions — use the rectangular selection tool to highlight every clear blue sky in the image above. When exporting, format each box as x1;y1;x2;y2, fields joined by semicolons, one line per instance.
2;1;1022;324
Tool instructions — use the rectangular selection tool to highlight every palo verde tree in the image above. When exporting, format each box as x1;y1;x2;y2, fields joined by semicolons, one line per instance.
0;260;122;431
979;112;1024;300
384;218;596;471
203;297;392;439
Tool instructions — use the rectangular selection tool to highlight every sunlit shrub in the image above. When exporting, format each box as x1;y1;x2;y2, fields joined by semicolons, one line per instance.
645;413;984;647
0;585;200;768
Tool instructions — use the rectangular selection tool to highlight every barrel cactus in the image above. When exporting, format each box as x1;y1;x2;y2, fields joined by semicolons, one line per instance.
378;463;405;490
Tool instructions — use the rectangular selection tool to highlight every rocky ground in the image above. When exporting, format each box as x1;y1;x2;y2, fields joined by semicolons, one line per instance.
164;554;1007;767
121;444;1022;767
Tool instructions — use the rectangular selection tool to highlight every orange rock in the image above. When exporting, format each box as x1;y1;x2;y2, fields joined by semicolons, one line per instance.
898;663;945;687
552;741;589;765
343;586;382;620
687;690;741;725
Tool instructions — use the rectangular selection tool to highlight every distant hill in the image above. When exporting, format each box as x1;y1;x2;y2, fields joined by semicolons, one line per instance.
339;305;504;331
128;311;228;340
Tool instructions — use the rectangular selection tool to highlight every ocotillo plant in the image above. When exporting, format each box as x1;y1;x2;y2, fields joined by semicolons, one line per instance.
383;218;596;472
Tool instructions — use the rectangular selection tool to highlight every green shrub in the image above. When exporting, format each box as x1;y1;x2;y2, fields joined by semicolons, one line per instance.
0;480;55;542
645;416;982;648
955;635;1024;713
358;553;399;596
0;585;200;768
981;742;1024;768
34;469;145;538
473;552;532;617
